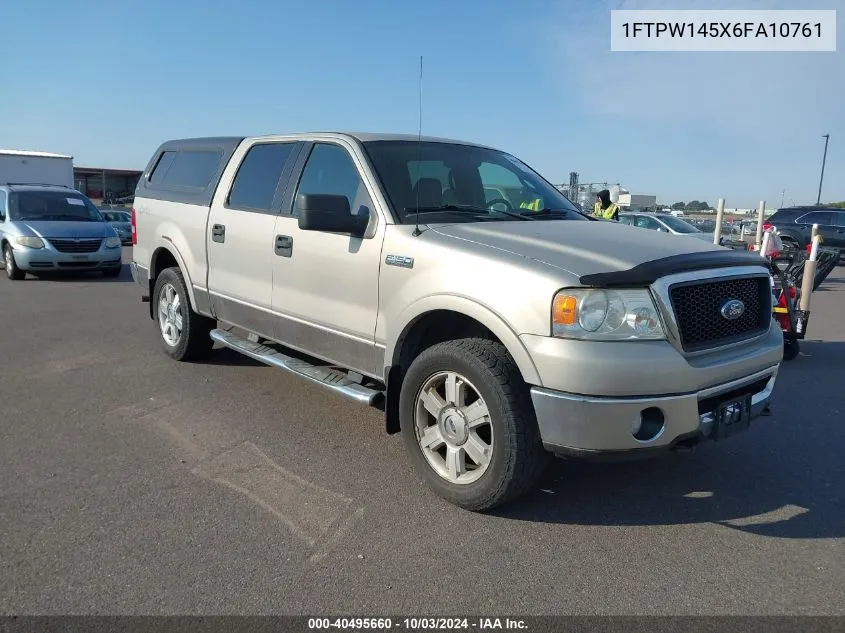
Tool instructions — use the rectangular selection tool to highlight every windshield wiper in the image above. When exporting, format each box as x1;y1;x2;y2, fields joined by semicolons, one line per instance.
519;208;571;216
404;204;488;215
53;214;94;221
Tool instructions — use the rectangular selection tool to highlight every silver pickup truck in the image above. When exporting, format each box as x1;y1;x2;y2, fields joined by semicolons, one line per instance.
130;133;782;511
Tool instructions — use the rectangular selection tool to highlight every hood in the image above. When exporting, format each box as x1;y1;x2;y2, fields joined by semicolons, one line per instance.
430;220;731;281
17;220;114;239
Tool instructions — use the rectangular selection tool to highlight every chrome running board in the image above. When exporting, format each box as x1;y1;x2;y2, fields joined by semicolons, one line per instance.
210;329;382;406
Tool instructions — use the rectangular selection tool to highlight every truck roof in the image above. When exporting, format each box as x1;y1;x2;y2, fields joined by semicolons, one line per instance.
161;132;496;149
0;149;73;159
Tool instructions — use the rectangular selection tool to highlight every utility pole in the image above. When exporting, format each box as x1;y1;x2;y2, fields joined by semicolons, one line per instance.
780;189;785;209
816;134;830;205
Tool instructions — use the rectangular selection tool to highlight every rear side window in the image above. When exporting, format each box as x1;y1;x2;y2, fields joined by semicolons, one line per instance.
834;211;845;227
228;143;297;211
797;211;834;226
149;150;221;189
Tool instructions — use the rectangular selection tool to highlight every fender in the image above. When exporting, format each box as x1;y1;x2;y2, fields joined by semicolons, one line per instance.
150;235;202;315
385;294;542;387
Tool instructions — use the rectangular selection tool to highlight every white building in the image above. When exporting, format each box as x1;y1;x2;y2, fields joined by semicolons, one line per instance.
617;193;657;209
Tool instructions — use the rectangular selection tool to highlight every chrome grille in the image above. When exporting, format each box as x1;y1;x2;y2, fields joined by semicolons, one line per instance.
669;276;771;352
48;238;102;253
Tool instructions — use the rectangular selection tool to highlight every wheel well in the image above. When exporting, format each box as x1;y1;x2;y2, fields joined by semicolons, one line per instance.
384;310;501;434
147;247;180;318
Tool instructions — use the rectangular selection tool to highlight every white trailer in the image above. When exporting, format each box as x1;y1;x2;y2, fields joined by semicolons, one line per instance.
0;149;74;188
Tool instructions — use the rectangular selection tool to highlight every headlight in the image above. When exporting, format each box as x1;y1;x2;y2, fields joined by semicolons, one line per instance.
552;288;665;340
104;236;121;248
16;236;44;249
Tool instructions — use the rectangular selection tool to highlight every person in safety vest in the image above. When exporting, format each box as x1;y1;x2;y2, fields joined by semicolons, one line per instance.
519;197;542;211
593;189;619;221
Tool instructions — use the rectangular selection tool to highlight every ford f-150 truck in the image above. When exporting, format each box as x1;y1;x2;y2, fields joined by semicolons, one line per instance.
130;133;782;511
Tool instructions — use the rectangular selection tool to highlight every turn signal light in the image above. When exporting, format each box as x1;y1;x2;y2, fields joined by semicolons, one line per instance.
131;208;137;245
552;294;578;326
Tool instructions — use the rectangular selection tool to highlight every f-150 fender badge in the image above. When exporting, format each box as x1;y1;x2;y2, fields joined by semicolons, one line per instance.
385;254;414;269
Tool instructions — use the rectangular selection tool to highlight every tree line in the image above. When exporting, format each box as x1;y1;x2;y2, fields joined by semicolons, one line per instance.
670;201;712;211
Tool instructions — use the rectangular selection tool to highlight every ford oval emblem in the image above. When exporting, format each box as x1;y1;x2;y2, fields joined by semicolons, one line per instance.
720;299;745;320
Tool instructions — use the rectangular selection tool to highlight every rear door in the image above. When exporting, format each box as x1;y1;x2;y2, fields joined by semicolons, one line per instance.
269;140;385;377
206;140;303;338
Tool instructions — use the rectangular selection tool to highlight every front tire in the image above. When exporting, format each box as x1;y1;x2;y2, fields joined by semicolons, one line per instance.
3;244;25;280
399;338;548;511
152;267;214;361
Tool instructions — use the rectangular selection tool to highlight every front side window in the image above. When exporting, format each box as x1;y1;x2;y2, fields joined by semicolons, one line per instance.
635;216;660;230
797;211;834;226
363;141;582;224
228;142;297;211
0;191;7;219
294;144;372;216
9;191;104;222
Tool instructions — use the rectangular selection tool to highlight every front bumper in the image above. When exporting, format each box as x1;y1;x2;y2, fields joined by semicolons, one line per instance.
12;243;121;272
532;364;779;459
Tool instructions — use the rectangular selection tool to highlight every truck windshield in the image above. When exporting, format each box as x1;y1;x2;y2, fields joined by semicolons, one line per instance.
362;141;584;224
9;191;104;222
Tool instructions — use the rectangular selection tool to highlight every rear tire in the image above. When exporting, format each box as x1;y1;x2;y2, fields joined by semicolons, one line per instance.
152;267;214;361
399;338;548;512
3;244;25;280
783;338;800;361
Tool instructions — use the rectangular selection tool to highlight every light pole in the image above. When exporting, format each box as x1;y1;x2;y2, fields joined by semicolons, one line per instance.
816;134;830;205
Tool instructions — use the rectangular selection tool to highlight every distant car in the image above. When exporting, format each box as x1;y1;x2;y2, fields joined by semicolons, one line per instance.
618;212;714;241
101;209;132;245
0;184;122;280
763;207;845;257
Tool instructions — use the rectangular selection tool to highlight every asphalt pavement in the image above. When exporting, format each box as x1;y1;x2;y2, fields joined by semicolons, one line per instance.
1;247;843;615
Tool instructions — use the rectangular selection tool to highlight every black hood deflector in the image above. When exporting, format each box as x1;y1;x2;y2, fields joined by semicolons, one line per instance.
579;250;767;287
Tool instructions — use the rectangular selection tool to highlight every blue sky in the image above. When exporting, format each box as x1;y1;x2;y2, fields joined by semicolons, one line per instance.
2;0;843;208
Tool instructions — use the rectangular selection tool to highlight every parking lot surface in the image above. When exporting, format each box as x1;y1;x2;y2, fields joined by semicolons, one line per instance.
1;248;843;615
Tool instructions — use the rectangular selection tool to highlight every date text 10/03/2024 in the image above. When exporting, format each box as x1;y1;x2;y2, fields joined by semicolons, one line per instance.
307;618;528;630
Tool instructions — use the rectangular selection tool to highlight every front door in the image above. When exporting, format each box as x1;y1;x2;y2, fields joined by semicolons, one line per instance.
795;211;842;248
206;140;302;338
270;141;384;378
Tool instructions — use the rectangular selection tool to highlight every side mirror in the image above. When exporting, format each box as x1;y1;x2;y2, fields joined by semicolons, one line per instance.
297;194;368;237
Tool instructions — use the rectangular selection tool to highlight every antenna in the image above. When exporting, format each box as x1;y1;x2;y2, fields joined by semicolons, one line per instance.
413;55;423;237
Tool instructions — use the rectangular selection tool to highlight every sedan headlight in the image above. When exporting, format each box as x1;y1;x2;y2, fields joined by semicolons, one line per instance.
16;236;45;249
552;288;665;340
104;236;121;248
